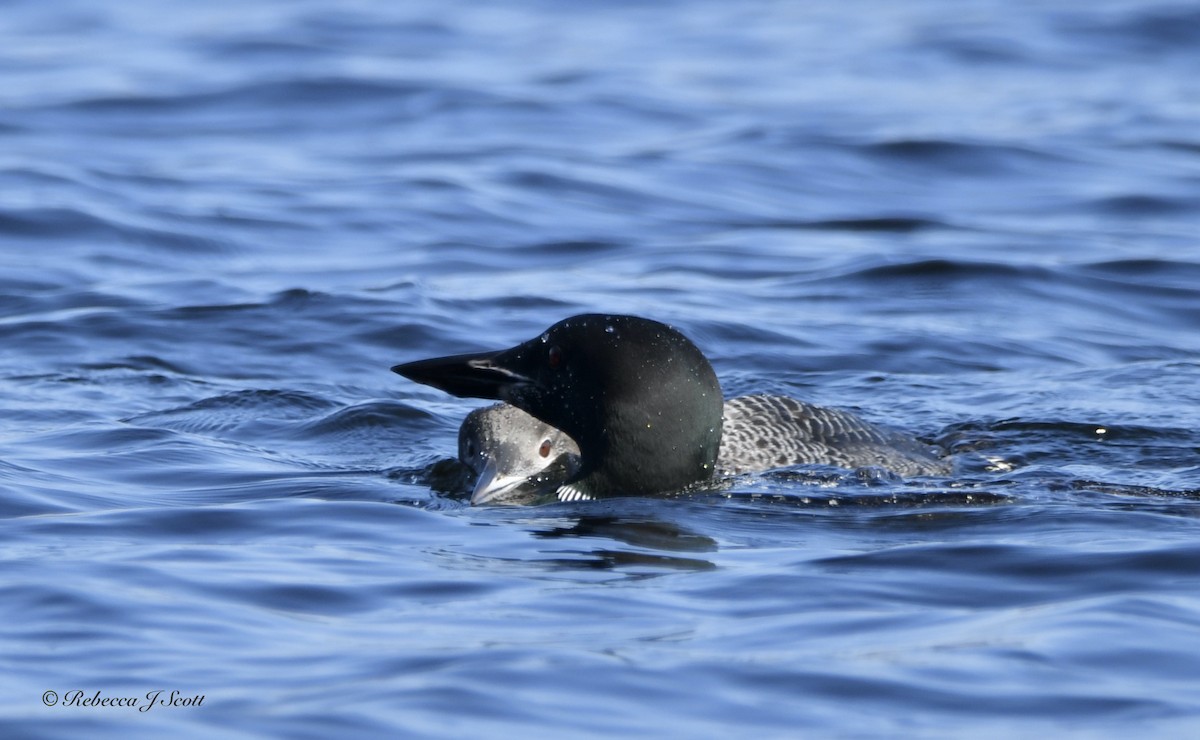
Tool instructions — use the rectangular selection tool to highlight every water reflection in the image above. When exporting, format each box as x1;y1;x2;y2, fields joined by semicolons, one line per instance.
523;514;719;572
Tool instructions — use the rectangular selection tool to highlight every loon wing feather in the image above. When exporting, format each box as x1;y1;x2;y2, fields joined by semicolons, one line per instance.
718;394;949;476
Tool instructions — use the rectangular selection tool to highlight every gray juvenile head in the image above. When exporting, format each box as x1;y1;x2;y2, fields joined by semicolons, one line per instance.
458;403;580;505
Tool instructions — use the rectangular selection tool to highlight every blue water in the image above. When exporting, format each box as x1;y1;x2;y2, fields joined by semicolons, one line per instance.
3;0;1200;736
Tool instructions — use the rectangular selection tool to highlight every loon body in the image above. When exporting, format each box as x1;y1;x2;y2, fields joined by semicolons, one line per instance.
717;394;948;477
394;314;949;505
459;396;949;504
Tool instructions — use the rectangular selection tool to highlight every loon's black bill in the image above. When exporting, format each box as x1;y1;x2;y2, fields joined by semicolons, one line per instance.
392;351;527;400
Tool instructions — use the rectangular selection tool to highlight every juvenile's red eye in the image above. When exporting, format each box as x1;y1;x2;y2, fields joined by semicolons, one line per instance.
547;345;562;369
538;439;552;458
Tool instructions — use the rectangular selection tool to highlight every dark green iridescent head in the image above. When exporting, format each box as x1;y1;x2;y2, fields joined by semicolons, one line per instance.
394;314;724;497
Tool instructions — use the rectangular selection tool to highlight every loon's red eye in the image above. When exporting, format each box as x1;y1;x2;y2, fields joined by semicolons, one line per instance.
538;439;553;458
547;345;562;369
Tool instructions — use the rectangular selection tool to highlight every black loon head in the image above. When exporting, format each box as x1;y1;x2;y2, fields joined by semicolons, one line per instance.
393;314;724;498
458;403;580;506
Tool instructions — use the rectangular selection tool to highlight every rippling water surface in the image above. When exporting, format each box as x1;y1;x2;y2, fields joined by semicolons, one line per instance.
3;0;1200;736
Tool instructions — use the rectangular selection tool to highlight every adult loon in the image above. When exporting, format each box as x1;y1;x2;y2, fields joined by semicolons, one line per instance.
459;397;950;505
393;314;950;503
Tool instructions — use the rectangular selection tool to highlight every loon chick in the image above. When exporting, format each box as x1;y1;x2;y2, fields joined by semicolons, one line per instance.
460;397;949;505
393;314;949;501
458;403;581;505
